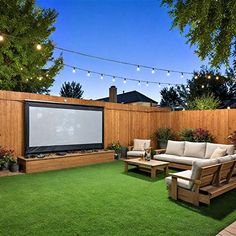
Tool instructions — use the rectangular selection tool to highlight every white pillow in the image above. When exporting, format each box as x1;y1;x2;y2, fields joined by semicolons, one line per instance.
165;140;185;156
133;139;150;151
210;148;227;159
183;142;206;158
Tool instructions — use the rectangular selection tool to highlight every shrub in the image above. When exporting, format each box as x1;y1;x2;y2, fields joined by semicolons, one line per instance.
227;131;236;145
179;128;194;141
188;93;220;110
192;128;214;142
107;141;121;153
154;128;175;148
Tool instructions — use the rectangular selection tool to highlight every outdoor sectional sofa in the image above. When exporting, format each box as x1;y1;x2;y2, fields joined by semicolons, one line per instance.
153;140;235;170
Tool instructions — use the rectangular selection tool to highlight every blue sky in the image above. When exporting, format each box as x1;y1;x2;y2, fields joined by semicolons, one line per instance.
37;0;206;102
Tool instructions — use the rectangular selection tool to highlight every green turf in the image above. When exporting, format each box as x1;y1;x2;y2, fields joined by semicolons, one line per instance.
0;161;236;236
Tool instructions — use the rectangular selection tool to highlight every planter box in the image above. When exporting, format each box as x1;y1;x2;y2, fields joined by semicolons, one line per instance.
18;150;115;173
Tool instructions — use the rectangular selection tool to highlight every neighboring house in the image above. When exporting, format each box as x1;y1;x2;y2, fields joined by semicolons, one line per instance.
97;86;158;107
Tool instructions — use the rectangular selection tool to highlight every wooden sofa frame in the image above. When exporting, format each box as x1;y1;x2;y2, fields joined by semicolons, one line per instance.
167;160;236;206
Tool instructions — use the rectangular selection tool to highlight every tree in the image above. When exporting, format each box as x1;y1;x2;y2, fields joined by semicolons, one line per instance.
160;87;183;110
0;0;63;94
162;0;236;68
176;66;236;106
60;81;84;99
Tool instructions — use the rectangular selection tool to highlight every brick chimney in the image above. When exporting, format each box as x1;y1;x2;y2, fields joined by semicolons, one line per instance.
109;86;117;103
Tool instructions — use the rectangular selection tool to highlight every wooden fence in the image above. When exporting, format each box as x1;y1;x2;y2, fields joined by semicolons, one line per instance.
0;90;170;156
0;90;235;157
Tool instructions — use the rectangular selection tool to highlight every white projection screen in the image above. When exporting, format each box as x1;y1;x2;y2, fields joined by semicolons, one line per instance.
25;101;104;154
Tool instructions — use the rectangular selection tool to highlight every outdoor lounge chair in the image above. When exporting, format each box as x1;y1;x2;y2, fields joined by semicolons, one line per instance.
127;139;151;158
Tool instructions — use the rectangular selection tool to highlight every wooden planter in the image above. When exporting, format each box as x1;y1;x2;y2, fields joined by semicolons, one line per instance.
18;150;115;173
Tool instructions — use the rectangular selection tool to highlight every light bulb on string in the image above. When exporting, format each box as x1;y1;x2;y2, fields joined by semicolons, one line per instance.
158;83;161;88
216;76;219;80
87;71;91;77
152;68;155;74
36;44;42;50
0;35;4;42
138;81;141;86
167;71;170;76
112;76;115;82
194;74;198;79
20;67;23;71
146;82;149;87
46;74;49;77
123;78;127;84
207;75;211;79
201;85;205;88
100;74;104;80
136;65;140;71
72;68;76;73
181;73;184;78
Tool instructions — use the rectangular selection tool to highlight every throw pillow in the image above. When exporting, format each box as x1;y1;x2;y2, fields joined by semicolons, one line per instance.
210;148;227;159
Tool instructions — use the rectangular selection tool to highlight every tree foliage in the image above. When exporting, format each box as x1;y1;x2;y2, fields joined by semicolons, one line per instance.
162;0;236;68
160;87;183;110
0;0;63;94
60;81;84;99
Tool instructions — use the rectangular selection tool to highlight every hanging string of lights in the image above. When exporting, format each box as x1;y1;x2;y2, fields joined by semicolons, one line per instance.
61;62;185;87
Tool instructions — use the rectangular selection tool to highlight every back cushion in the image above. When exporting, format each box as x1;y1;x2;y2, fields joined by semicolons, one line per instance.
210;148;227;159
191;159;219;181
184;142;206;158
205;143;234;158
133;139;150;151
165;140;185;156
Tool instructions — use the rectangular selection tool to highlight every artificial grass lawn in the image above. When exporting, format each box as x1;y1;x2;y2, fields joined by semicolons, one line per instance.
0;161;236;236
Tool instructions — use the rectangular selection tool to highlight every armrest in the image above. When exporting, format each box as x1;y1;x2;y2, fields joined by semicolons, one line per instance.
154;149;166;154
128;146;134;151
169;173;201;185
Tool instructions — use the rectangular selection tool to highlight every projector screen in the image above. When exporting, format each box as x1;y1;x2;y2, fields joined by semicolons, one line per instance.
25;101;104;154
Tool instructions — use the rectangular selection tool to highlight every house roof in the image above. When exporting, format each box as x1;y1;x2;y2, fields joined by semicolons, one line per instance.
97;90;158;104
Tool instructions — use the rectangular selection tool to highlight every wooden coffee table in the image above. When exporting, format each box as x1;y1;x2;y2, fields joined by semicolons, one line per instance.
124;158;169;179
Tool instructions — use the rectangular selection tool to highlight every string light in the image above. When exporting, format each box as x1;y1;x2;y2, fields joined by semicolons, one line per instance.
87;71;91;77
36;44;42;50
158;83;161;88
207;75;211;79
194;74;198;79
100;74;104;80
216;76;219;80
167;71;170;76
20;67;23;71
46;74;49;77
136;65;140;71
181;73;184;78
72;68;76;73
146;82;149;87
138;81;141;86
112;76;115;82
123;78;127;84
152;68;155;74
0;35;4;42
227;106;231;110
201;85;205;88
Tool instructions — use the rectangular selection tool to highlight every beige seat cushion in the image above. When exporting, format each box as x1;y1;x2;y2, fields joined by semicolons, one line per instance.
205;143;234;158
127;150;145;157
133;139;150;151
217;155;234;163
165;140;185;156
183;142;206;158
191;159;218;181
210;148;227;159
165;170;192;190
154;154;197;165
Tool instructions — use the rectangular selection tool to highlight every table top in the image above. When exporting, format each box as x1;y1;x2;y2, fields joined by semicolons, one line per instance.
124;158;169;167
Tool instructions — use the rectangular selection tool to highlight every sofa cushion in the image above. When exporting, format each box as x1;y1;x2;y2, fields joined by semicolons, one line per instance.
231;154;236;160
205;143;234;158
133;139;150;151
127;150;145;157
166;140;185;156
165;170;192;190
183;142;206;158
210;148;227;159
154;154;197;165
191;159;218;181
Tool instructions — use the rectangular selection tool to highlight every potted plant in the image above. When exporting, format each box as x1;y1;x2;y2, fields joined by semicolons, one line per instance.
153;128;175;148
192;128;214;142
178;128;194;141
107;141;122;160
227;131;236;147
9;156;19;172
0;147;14;170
